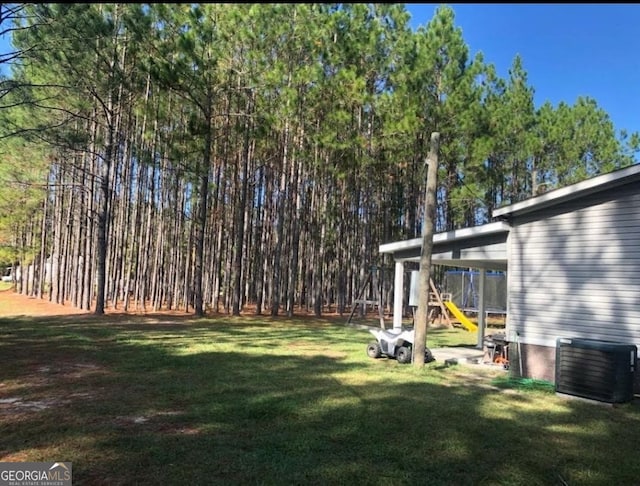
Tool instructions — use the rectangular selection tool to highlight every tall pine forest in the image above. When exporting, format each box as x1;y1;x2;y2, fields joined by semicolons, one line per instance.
0;4;638;316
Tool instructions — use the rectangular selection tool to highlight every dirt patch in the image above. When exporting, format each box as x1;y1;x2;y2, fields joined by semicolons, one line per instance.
0;290;362;323
0;361;108;420
0;397;62;411
0;290;200;320
0;291;90;317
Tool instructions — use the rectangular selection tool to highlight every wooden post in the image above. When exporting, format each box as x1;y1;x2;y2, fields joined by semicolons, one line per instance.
414;132;440;367
429;278;452;328
347;269;372;324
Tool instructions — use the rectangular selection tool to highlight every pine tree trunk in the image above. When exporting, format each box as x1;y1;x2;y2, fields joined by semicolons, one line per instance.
270;121;290;316
193;107;212;317
232;105;252;315
95;120;113;315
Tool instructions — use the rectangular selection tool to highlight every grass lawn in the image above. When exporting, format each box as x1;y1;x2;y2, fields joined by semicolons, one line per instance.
0;281;13;292
1;314;639;485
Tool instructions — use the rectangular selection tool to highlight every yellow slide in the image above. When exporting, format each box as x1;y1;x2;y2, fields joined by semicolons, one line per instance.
444;301;478;332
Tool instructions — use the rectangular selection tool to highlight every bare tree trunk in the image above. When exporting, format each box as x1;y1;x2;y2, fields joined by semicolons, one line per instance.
232;97;253;315
313;188;327;317
60;172;74;303
270;121;290;316
94;4;127;315
82;122;98;311
254;167;266;315
109;144;126;310
193;104;213;317
37;176;50;299
414;132;440;368
286;153;302;317
95;117;114;315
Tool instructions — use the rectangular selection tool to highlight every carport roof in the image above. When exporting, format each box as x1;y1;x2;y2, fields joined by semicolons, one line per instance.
379;221;509;270
493;163;640;219
378;164;640;271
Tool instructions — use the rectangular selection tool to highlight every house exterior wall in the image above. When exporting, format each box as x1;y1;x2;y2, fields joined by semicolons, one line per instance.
507;342;555;383
507;180;640;382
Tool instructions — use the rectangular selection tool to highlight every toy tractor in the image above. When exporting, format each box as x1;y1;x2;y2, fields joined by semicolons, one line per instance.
366;328;435;364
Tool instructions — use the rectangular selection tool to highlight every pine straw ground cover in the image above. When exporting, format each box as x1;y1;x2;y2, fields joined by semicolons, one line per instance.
1;301;639;484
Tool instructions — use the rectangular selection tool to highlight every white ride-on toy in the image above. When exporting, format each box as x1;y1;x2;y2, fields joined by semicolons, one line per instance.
366;327;435;364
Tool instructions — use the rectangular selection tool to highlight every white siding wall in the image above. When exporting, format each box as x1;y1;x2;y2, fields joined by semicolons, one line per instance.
507;182;640;349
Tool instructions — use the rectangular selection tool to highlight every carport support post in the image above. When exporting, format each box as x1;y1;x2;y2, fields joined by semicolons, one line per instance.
476;268;486;349
393;260;404;329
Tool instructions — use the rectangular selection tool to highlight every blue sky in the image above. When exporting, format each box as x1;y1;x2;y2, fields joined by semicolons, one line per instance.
405;4;640;136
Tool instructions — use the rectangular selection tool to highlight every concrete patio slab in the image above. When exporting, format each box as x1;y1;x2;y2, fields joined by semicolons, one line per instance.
429;346;488;366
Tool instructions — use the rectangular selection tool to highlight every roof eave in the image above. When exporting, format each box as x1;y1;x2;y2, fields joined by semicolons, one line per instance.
378;220;510;255
493;164;640;219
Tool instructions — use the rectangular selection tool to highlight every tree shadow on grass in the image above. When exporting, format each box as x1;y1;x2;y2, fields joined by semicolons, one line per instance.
1;317;639;485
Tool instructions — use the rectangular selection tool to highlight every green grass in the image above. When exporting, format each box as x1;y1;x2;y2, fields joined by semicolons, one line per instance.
0;281;13;291
1;314;639;485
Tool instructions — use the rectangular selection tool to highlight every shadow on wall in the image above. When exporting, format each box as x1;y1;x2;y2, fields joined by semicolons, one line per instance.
509;182;640;386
